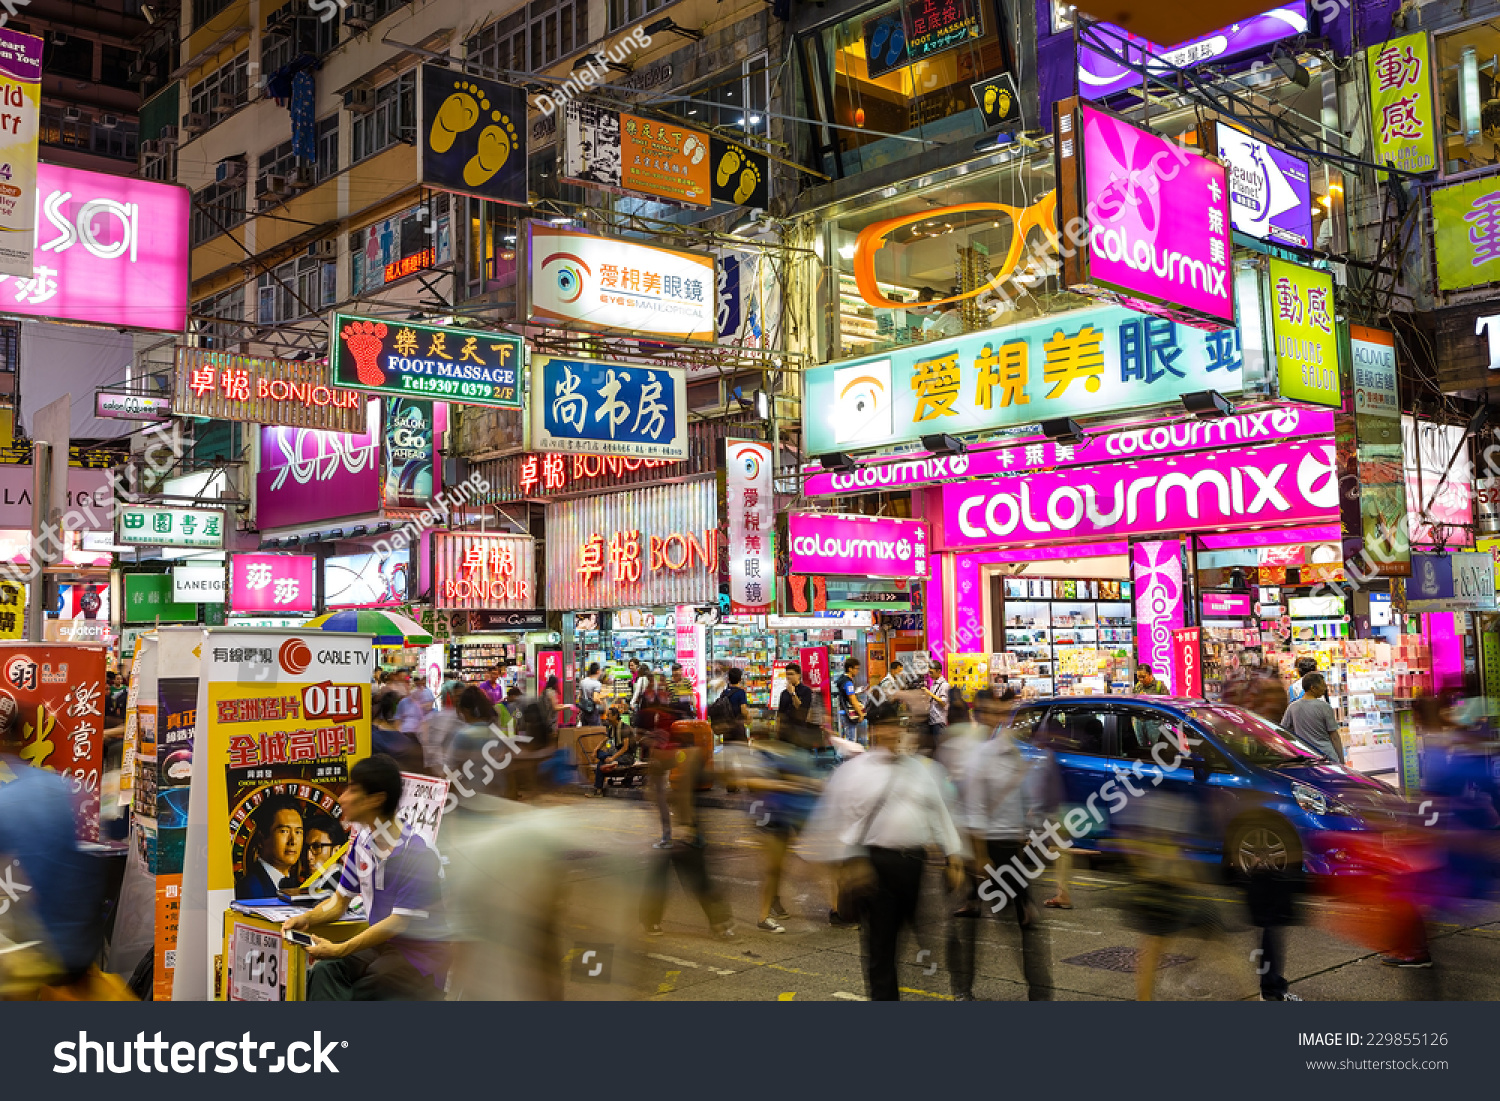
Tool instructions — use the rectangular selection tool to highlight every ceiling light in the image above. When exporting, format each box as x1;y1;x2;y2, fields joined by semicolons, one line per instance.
920;433;967;457
1180;390;1234;419
1039;417;1084;445
644;17;703;40
820;451;857;473
1272;47;1311;89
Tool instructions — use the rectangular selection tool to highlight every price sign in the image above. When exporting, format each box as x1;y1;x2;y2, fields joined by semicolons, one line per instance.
397;772;450;846
229;923;287;1002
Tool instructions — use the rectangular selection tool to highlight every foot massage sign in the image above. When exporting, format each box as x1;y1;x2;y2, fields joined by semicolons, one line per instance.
417;64;528;207
173;632;372;1002
330;313;523;409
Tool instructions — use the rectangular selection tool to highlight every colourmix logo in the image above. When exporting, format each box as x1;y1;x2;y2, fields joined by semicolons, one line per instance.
54;1032;346;1074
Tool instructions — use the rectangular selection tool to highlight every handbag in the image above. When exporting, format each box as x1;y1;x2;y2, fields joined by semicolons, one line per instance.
835;759;903;922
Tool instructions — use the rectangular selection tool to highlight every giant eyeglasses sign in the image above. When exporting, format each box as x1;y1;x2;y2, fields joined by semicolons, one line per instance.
329;313;522;408
1055;98;1236;329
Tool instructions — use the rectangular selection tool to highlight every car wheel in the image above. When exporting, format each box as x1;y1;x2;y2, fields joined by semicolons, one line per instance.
1228;817;1303;875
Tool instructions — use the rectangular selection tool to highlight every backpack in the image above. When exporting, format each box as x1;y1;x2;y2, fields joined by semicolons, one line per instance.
707;690;736;724
577;680;599;723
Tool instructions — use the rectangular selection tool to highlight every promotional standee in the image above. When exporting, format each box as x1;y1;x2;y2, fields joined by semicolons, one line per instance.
0;642;107;840
173;630;373;1002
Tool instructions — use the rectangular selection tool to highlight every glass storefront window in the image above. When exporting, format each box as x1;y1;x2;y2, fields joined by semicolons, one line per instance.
799;0;1014;179
1436;22;1500;176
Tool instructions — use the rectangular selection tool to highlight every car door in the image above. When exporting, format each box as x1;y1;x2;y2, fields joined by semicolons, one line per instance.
1033;704;1119;849
1117;705;1240;860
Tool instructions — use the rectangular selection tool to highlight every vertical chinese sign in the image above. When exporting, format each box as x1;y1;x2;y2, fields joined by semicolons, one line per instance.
675;607;707;720
724;439;775;615
1367;33;1437;174
179;631;371;1000
799;646;833;717
0;643;106;839
0;579;22;639
0;29;42;278
1348;326;1410;576
1268;258;1341;408
1132;541;1185;694
1431;175;1500;292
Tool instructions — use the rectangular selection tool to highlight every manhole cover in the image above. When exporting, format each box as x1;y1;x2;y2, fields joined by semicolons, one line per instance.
1063;947;1193;973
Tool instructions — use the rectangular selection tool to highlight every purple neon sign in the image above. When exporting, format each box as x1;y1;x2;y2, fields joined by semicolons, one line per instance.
787;512;929;578
1071;103;1235;326
1078;4;1309;101
941;437;1339;548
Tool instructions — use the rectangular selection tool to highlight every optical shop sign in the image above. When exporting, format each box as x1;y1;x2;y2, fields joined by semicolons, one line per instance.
942;437;1339;546
787;513;929;579
803;299;1249;454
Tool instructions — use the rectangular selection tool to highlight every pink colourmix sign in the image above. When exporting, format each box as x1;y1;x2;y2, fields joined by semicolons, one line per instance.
1134;541;1186;694
941;438;1339;548
1201;592;1253;618
787;513;929;578
0;163;190;332
1072;102;1235;326
229;554;317;614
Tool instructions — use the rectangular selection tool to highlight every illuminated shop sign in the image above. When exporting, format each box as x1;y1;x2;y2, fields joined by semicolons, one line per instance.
174;348;366;432
330;313;522;408
518;452;676;496
433;533;537;611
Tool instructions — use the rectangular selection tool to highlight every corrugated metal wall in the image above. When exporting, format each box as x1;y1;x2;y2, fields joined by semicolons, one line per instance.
544;479;719;611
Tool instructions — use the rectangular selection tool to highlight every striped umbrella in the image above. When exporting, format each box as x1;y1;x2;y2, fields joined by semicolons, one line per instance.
301;608;433;646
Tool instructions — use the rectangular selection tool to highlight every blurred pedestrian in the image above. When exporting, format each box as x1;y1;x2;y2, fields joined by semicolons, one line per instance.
639;739;735;939
371;689;425;774
804;700;967;1000
744;715;823;932
1281;673;1344;763
1245;667;1290;727
418;680;464;774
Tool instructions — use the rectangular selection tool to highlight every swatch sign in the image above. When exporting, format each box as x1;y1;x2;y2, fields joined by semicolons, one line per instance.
942;438;1339;548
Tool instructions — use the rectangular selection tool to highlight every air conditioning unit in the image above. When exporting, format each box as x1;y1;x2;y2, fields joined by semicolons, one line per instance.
62;105;82;123
290;165;315;188
263;173;291;196
343;86;373;113
211;93;235;116
182;113;211;133
306;239;337;259
99;114;120;130
141;139;163;157
344;3;375;30
159;125;180;143
215;157;246;183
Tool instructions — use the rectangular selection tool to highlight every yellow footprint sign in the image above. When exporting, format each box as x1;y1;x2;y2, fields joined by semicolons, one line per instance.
417;64;527;205
708;137;768;208
970;72;1021;129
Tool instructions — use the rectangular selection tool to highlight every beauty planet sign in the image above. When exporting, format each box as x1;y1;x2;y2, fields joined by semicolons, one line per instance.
1057;99;1235;329
787;513;929;579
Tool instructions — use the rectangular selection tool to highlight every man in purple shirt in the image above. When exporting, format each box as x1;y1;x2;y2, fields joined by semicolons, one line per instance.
285;754;448;999
479;665;505;705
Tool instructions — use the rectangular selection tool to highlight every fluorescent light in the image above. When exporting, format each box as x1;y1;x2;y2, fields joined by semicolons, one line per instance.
1462;47;1481;144
837;243;856;259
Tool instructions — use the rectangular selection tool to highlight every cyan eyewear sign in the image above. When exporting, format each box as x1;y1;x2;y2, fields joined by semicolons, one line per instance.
803;297;1253;455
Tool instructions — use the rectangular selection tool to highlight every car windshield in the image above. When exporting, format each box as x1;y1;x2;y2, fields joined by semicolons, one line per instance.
1188;705;1323;766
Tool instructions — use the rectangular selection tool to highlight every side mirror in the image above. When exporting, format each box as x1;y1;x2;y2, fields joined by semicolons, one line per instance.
1187;755;1211;783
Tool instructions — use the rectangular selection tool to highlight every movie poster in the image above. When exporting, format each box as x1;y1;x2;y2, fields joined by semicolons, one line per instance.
179;630;372;1000
0;642;106;840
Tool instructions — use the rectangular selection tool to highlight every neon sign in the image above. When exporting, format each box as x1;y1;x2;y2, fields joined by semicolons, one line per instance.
385;247;435;283
174;348;366;433
577;528;716;585
442;541;530;603
519;452;676;496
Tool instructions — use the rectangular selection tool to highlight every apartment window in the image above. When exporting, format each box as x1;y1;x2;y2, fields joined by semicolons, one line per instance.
261;14;337;76
91;119;139;159
258;257;336;324
668;54;770;144
44;34;94;81
188;52;250;119
39;105;89;149
316;113;339;173
100;45;137;89
351;72;415;163
191;178;247;246
193;0;235;27
372;0;415;17
609;0;667;31
0;322;18;373
466;0;589;76
194;286;245;349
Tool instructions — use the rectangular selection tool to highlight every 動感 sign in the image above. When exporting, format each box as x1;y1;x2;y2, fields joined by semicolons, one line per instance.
1056;99;1235;329
531;356;688;459
174;348;366;432
1367;32;1437;175
1269;258;1340;408
330;314;522;408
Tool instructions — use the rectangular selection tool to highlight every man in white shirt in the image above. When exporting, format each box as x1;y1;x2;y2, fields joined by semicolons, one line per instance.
803;700;966;1000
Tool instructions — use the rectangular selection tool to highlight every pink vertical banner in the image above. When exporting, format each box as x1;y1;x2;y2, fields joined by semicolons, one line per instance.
800;646;832;719
1172;627;1203;699
539;650;563;706
1133;540;1186;693
675;605;707;719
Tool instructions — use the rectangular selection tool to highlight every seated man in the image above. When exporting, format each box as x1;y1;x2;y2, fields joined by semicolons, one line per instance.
591;709;638;795
285;754;447;1000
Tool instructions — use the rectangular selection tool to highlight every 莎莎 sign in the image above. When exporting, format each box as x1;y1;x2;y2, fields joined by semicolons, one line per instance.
1057;99;1235;329
787;513;929;579
230;554;316;614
